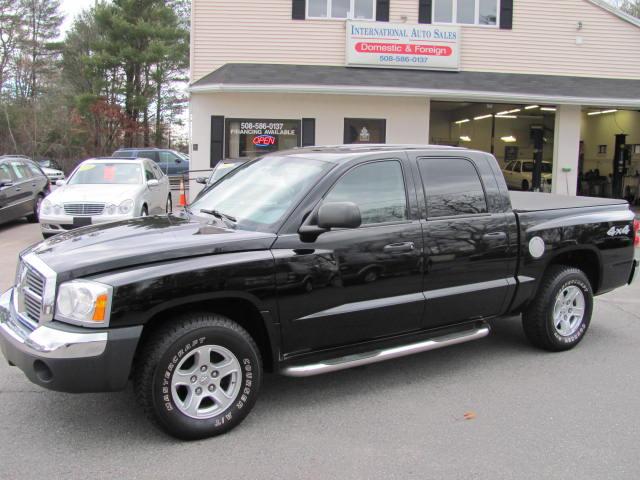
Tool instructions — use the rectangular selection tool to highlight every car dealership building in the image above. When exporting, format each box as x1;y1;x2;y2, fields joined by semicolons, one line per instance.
189;0;640;197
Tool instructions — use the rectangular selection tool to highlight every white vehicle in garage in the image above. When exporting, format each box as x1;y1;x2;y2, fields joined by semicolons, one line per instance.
502;160;553;191
39;158;171;238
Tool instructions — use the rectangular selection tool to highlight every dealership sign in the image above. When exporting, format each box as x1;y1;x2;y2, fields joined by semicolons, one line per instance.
346;21;460;71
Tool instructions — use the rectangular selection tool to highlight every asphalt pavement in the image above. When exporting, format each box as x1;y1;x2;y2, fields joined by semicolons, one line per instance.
0;219;639;480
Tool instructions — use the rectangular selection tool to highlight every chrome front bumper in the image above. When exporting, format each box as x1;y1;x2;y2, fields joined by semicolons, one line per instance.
0;288;142;392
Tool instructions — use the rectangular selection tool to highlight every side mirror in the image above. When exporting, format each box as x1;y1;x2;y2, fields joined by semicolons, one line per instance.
196;177;207;185
299;202;361;241
318;202;361;229
55;180;66;186
175;157;183;163
147;179;160;187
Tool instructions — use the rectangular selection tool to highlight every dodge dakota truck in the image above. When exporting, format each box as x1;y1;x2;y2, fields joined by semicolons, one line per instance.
1;145;637;440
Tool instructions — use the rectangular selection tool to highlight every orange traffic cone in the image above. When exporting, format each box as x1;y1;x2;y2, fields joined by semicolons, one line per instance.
178;178;187;207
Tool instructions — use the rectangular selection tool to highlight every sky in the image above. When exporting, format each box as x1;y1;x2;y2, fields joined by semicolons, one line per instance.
59;0;94;37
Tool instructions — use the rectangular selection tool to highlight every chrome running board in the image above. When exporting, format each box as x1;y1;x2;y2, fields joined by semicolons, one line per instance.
281;323;490;377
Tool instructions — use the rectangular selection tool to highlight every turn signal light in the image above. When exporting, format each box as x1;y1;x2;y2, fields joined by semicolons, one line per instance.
92;294;109;322
634;219;640;248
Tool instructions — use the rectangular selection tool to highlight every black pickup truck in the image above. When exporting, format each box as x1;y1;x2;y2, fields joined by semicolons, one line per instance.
1;145;637;439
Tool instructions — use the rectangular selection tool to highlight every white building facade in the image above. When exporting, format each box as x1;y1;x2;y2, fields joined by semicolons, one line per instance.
189;0;640;197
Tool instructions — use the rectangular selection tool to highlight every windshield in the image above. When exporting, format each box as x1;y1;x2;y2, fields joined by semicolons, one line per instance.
191;156;332;231
522;162;552;173
69;162;142;185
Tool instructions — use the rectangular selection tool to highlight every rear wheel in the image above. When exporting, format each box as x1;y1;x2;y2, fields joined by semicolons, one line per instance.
522;266;593;351
26;195;44;223
133;313;262;440
522;180;530;191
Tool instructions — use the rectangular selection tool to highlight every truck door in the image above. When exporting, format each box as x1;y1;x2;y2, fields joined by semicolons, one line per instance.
412;155;514;329
273;158;425;354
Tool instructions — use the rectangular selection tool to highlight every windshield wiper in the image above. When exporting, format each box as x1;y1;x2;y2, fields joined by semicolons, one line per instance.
198;208;237;224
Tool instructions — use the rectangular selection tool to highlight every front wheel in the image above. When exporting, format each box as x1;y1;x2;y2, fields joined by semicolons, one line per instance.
134;313;262;440
27;195;44;223
522;266;593;351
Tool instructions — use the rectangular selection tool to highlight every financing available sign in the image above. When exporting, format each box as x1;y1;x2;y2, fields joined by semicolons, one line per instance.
346;21;460;71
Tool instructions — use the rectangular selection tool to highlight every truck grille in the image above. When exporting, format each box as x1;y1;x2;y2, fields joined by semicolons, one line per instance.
64;203;105;216
14;256;56;329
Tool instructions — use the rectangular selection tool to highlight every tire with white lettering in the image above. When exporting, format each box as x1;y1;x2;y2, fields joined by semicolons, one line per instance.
522;265;593;352
133;313;262;440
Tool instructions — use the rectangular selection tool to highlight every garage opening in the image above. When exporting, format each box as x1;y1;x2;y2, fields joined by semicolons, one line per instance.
430;101;556;192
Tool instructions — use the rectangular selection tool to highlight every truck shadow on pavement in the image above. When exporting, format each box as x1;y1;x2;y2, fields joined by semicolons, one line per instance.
6;315;546;445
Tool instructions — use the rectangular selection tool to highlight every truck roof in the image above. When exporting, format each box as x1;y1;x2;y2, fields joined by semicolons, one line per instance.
274;144;473;163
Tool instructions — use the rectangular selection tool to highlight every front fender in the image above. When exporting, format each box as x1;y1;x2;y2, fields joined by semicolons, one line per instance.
89;251;277;328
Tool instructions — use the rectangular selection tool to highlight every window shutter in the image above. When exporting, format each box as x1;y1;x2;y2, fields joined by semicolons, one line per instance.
376;0;390;21
292;0;306;20
418;0;432;24
302;118;316;147
210;116;224;167
500;0;513;29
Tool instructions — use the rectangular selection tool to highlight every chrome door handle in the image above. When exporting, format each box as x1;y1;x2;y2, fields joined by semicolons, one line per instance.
383;242;415;253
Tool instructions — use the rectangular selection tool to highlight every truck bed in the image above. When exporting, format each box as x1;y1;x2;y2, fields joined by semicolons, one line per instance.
510;191;629;212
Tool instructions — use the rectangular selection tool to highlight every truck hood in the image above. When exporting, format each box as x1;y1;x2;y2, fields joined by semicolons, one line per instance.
27;214;276;279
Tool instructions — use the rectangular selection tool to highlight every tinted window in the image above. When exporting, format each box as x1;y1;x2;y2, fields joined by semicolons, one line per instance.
505;161;515;171
0;164;13;183
10;161;31;179
113;150;136;158
324;161;407;225
418;158;487;218
138;151;160;162
514;161;522;172
159;151;179;164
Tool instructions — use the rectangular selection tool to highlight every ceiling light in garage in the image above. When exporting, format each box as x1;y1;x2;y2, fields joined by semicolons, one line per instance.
540;107;557;112
474;114;493;120
501;136;517;142
460;136;472;142
496;115;517;119
455;118;470;124
525;105;539;110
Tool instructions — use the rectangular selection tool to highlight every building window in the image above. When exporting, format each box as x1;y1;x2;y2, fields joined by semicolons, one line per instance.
344;118;386;144
433;0;498;26
307;0;376;20
225;119;301;159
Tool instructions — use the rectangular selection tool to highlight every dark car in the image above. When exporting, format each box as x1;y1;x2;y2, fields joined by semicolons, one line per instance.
112;148;189;176
0;156;50;225
0;145;637;441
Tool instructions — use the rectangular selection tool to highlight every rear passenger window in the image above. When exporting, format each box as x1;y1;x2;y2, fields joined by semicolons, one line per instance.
138;151;160;163
418;158;487;218
323;160;408;225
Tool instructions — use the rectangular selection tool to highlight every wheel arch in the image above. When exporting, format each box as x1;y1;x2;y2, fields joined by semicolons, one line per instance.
136;294;278;372
544;246;602;294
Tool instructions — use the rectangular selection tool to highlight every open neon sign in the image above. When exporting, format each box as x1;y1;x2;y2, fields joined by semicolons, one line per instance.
253;135;277;147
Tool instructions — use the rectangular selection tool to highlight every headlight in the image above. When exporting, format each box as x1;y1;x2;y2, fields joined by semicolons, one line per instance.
41;200;51;215
55;280;112;327
105;203;117;215
118;199;134;214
